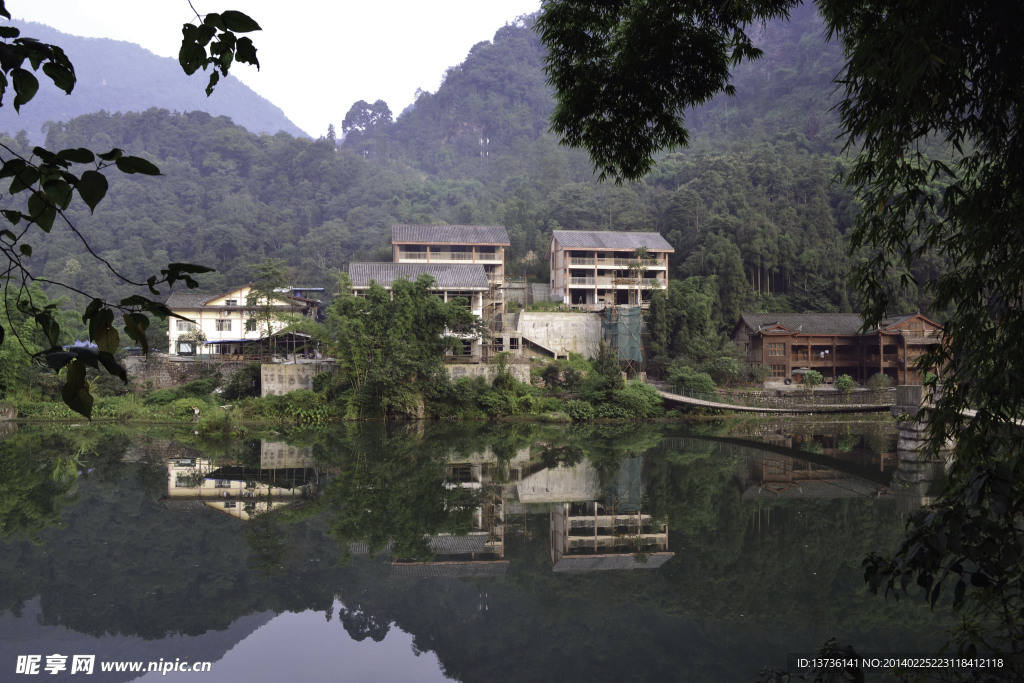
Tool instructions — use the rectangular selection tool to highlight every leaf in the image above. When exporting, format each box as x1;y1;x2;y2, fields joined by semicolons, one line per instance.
235;37;259;68
42;178;73;209
97;351;127;383
178;40;207;75
0;158;26;179
115;156;161;175
11;68;39;111
97;148;123;162
9;165;40;194
34;312;60;348
123;312;150;355
61;358;94;419
76;170;108;212
221;11;261;32
41;61;75;94
57;147;95;165
44;350;76;372
27;192;56;232
88;307;119;354
18;244;31;257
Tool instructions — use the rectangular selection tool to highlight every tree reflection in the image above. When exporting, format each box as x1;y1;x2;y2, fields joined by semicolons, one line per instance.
316;425;484;563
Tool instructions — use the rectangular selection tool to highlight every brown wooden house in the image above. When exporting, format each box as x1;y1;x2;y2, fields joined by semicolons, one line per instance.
732;312;943;385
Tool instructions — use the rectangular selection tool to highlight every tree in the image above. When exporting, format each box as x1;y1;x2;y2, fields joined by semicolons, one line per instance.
537;0;1024;664
324;274;481;418
341;99;393;136
0;2;261;417
535;0;796;182
245;258;290;355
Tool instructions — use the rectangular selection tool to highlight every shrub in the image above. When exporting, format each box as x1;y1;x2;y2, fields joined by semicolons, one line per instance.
867;372;893;390
836;374;855;393
803;370;824;389
667;363;717;396
565;399;595;421
222;364;262;400
541;364;562;390
607;382;665;419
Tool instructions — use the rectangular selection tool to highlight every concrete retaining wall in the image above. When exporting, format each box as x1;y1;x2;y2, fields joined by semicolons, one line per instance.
447;362;531;384
261;362;335;396
517;312;602;359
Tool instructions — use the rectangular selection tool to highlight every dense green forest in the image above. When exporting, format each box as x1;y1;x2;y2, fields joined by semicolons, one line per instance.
0;7;941;353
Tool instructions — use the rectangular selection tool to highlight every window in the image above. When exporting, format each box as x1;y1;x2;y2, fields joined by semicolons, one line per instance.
770;364;787;378
176;319;196;331
767;342;785;356
216;319;232;331
224;299;237;307
509;337;520;351
245;318;257;332
215;480;231;489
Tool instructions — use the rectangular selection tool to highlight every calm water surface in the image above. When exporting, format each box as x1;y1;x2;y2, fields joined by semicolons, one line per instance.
0;419;949;681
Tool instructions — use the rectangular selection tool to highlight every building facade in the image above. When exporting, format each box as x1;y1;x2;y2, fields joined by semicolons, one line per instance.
391;224;510;284
166;285;323;356
547;230;673;307
732;312;943;385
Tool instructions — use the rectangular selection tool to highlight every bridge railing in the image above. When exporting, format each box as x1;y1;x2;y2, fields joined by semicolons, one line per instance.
648;380;896;409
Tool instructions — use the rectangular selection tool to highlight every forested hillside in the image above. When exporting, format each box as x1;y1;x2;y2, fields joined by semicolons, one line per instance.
1;8;941;350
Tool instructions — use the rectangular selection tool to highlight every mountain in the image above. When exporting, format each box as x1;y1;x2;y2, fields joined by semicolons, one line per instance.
0;21;307;143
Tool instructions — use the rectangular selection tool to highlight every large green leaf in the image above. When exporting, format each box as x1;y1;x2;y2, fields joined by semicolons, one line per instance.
76;170;108;212
60;358;93;419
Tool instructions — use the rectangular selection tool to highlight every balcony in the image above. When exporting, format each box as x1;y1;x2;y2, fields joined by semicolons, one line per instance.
568;256;665;269
399;250;500;263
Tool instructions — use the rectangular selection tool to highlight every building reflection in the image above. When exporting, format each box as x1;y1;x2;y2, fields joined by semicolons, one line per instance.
162;442;320;521
160;434;908;574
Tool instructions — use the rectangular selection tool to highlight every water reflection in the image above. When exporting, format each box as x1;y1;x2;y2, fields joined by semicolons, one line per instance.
0;421;951;681
163;442;320;520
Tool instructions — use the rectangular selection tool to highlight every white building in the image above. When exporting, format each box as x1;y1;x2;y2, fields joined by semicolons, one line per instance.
548;230;673;307
166;285;323;356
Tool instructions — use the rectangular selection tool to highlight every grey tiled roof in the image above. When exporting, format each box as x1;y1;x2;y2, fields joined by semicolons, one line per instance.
551;230;674;251
165;291;215;309
390;561;510;578
348;263;489;290
552;552;674;572
427;533;489;554
392;224;510;245
738;312;934;336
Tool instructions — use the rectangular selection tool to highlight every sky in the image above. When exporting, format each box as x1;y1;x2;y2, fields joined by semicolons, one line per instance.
6;0;543;137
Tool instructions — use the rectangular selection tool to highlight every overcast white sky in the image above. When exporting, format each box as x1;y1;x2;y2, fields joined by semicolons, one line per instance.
7;0;543;137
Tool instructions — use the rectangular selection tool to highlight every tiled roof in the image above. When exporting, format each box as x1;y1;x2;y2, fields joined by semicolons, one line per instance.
738;312;934;336
348;263;489;290
552;552;674;572
390;561;510;578
165;292;214;310
551;230;674;251
392;224;510;245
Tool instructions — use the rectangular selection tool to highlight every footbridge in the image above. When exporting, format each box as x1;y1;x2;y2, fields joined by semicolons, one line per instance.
652;384;893;415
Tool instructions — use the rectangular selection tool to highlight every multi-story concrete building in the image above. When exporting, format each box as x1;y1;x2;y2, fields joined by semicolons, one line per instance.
547;230;673;307
391;224;510;285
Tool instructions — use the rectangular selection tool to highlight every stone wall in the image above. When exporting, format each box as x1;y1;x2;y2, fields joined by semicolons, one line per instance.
125;355;254;390
261;362;335;396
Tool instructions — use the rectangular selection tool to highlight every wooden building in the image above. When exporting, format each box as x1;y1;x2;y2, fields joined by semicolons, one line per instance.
732;312;943;385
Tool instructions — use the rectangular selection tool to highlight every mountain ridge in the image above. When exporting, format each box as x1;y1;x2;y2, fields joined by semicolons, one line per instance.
0;20;307;143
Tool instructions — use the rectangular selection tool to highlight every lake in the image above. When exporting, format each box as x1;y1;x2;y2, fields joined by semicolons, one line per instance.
0;418;949;681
